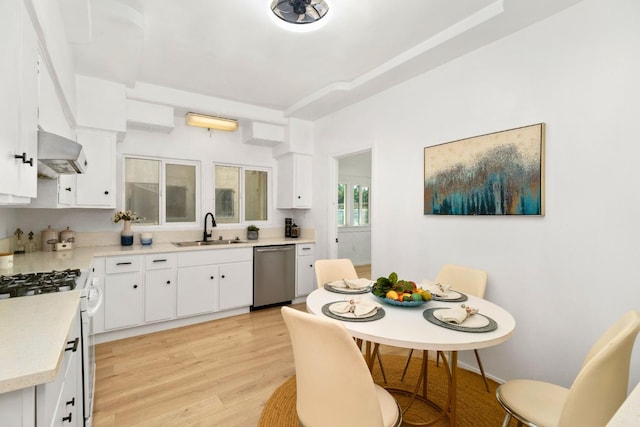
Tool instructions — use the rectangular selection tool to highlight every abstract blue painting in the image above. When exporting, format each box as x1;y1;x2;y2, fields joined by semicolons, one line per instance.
424;123;545;216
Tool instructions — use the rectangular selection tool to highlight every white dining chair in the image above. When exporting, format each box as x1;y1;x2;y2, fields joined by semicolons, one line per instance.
281;306;402;427
496;310;640;427
314;258;360;289
402;263;490;391
314;258;387;381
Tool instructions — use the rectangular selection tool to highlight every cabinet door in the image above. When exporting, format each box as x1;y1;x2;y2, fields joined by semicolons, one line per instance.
0;0;22;197
219;261;253;310
145;268;176;323
57;175;76;206
17;1;38;198
75;132;116;207
293;154;312;208
277;154;312;209
104;271;143;330
296;255;316;297
176;265;219;317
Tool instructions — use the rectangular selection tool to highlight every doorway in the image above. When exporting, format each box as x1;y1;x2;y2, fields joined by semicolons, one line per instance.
334;150;372;276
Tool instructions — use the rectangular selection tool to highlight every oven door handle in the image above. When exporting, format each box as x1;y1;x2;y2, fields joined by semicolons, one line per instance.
87;285;104;317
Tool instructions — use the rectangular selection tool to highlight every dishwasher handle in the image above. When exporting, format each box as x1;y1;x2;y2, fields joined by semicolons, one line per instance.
255;246;294;253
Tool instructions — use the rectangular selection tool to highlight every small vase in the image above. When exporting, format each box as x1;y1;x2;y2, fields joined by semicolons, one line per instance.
120;220;134;246
247;230;259;240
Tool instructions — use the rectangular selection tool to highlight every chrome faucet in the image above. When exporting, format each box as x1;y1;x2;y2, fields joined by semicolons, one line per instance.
203;212;217;242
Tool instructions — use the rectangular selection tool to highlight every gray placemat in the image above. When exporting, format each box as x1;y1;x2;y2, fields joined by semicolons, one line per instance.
324;283;371;294
321;302;385;322
423;307;497;333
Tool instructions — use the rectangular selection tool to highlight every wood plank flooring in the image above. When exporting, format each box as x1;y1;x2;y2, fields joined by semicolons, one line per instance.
93;305;302;427
93;264;378;426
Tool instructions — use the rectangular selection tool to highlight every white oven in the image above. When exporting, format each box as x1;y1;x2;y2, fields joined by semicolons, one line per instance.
80;274;103;427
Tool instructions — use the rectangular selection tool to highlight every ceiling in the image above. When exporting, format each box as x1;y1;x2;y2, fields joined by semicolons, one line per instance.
59;0;584;121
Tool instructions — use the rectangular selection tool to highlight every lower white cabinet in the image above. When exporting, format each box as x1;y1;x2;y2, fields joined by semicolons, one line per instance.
37;310;81;427
144;253;177;323
219;261;253;310
176;264;219;317
104;256;143;330
177;247;253;317
94;248;254;335
296;243;315;297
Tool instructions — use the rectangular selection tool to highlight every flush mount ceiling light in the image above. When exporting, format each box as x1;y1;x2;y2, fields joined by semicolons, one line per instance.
185;113;239;132
269;0;331;33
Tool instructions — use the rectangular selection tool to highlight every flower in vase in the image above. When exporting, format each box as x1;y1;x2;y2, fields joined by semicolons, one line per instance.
113;210;140;223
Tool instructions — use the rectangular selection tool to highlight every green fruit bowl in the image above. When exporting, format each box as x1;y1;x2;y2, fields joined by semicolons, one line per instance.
375;295;428;307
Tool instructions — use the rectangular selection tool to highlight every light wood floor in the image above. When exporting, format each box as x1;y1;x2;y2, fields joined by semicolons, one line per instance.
93;264;379;426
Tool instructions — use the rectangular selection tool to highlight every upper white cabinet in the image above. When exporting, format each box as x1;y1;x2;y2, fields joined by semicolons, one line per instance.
277;153;312;209
27;132;116;209
0;0;38;203
75;131;116;207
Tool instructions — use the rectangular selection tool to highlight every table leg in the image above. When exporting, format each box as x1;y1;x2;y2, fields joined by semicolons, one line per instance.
449;351;458;427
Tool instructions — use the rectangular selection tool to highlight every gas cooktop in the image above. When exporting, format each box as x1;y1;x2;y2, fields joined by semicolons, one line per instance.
0;269;81;299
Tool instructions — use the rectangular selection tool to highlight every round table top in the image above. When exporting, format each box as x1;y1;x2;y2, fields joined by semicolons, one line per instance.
306;288;516;351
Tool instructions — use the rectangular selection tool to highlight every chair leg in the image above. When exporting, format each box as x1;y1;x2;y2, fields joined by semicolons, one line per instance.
501;413;511;427
400;349;414;381
376;348;387;384
474;349;490;392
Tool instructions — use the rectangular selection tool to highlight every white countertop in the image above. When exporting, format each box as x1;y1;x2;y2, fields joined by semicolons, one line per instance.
0;237;313;394
1;237;314;275
0;291;80;393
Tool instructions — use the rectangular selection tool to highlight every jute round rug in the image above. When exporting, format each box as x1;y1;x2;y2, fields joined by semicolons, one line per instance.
258;353;507;426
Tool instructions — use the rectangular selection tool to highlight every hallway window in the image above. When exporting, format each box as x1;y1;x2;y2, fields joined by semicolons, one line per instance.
337;182;369;227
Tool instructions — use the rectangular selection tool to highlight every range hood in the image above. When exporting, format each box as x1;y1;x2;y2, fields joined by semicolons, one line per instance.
37;129;87;178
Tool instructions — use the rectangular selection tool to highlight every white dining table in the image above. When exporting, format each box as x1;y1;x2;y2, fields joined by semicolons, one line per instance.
306;287;516;426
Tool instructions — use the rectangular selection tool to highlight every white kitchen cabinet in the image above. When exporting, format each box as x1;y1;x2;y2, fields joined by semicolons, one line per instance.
219;261;253;310
75;131;116;207
177;248;253;317
277;153;312;209
0;388;35;427
104;256;143;330
176;264;219;317
0;0;38;203
296;243;315;297
37;310;81;427
145;253;177;323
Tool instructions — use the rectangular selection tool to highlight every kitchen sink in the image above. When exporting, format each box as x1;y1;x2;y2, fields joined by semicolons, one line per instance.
172;239;248;247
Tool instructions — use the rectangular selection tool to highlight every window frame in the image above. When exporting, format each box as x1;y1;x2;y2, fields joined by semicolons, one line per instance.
338;179;370;228
213;162;272;227
122;155;201;228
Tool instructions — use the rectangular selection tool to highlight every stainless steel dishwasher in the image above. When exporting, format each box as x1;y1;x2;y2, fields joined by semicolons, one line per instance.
252;244;296;310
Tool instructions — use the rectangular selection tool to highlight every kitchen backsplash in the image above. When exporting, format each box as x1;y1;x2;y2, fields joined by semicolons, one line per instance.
1;227;314;252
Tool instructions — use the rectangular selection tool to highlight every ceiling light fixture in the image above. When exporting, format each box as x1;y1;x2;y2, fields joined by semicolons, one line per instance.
269;0;331;33
185;113;239;132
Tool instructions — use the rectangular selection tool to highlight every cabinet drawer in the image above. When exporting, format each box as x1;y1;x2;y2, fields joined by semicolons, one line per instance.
105;255;142;273
145;253;177;270
177;247;252;267
297;243;314;256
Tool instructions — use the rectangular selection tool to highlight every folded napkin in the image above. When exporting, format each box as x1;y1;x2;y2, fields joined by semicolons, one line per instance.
330;298;380;317
435;304;479;324
327;278;372;289
421;280;452;297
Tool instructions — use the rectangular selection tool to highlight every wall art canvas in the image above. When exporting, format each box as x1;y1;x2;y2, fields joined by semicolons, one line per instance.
424;123;545;216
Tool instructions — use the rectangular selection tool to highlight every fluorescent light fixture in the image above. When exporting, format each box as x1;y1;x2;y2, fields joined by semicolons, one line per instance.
185;113;239;132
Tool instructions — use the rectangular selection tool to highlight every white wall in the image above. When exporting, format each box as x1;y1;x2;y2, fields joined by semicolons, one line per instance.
312;0;640;389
